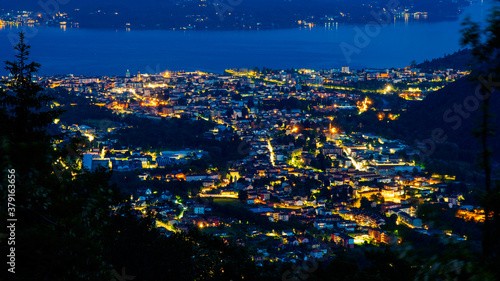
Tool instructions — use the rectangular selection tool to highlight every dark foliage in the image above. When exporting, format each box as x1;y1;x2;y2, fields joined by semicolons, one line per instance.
415;49;473;71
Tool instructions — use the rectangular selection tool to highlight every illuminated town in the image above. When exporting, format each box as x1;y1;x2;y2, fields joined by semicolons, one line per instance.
20;65;478;264
3;0;499;278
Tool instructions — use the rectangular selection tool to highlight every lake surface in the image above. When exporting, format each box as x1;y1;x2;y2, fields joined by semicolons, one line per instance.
0;0;494;76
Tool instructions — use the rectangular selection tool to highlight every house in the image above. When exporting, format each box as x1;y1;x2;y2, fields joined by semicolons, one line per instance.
317;208;333;216
377;177;392;183
281;198;295;206
279;212;290;222
368;228;398;245
444;195;460;206
258;192;271;201
310;249;324;259
331;232;354;248
380;203;402;213
397;211;422;228
91;158;110;171
314;221;334;230
202;180;215;187
337;220;357;232
157;155;175;167
213;230;228;236
289;237;300;246
298;236;310;244
194;204;205;215
247;190;257;199
321;144;343;156
186;174;209;182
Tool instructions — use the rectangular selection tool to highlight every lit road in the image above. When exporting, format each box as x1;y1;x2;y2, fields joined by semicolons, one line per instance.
267;139;275;166
156;219;176;232
175;200;187;219
347;155;366;171
199;194;238;198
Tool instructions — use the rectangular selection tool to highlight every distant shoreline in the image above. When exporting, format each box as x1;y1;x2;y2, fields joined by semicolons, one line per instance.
0;0;473;32
1;15;465;33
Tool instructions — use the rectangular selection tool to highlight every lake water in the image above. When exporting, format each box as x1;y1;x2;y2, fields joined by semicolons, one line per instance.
0;0;494;76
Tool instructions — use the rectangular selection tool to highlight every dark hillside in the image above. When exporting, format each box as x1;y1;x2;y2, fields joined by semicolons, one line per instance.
415;49;473;71
394;77;500;162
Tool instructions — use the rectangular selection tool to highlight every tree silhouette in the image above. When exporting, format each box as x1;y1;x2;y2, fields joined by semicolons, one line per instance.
2;32;62;142
238;189;248;201
461;2;500;262
1;32;117;280
1;33;263;281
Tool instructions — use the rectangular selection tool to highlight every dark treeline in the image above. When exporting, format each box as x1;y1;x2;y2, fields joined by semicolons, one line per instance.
109;170;204;197
259;97;320;112
415;49;473;71
392;77;500;163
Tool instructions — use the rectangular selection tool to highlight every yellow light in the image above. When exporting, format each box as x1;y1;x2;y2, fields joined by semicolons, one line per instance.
83;133;94;142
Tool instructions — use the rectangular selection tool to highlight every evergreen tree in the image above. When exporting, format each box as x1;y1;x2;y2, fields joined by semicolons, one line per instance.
1;32;117;280
238;189;248;201
1;32;262;281
461;1;500;263
2;32;62;143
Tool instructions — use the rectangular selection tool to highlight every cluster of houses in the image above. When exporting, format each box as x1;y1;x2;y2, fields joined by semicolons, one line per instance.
31;67;473;263
122;121;467;259
35;62;468;125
